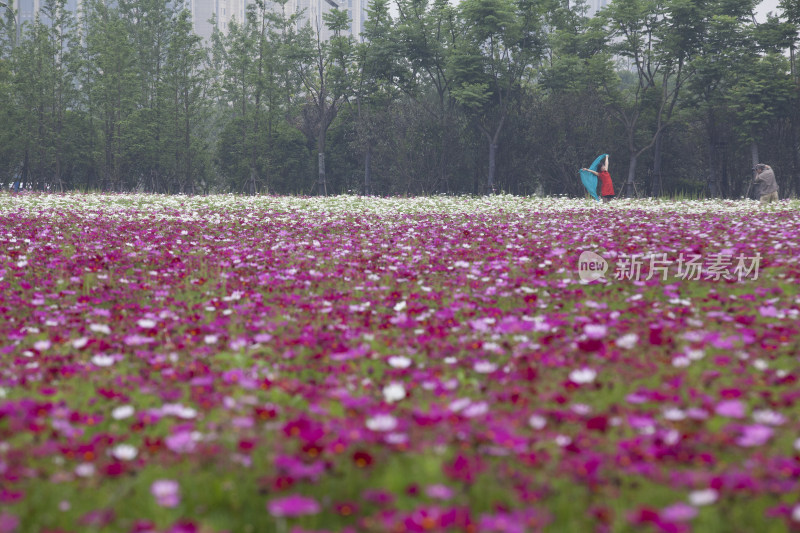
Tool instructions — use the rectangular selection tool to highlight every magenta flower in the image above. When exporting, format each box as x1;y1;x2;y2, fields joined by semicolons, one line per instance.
714;400;746;419
735;425;773;447
0;512;19;533
165;431;196;454
151;480;181;508
660;502;698;523
267;494;321;518
425;484;455;500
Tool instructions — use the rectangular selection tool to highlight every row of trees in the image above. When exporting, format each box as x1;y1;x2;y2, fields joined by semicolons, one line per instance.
1;0;798;197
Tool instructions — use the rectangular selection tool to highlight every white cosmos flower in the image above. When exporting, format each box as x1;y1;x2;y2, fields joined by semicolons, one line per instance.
75;463;95;477
688;489;718;506
204;335;218;344
672;356;691;368
449;398;472;412
555;435;572;447
393;301;407;312
111;405;135;420
387;356;412;369
663;408;686;421
686;349;705;361
365;414;398;432
33;340;51;351
473;361;497;373
584;324;607;339
792;505;800;523
571;403;592;415
112;444;138;461
91;355;115;367
89;323;111;335
385;432;408;444
72;337;89;349
137;318;157;329
162;404;197;419
569;368;596;384
616;333;639;349
528;414;547;430
752;409;786;426
462;402;488;418
382;383;406;403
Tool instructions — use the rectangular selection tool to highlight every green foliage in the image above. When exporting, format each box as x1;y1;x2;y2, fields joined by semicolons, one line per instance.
726;53;795;144
0;0;797;196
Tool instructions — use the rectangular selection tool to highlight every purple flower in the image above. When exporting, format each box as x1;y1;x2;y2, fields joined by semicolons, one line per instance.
425;484;455;500
714;400;746;419
0;512;19;533
660;502;698;523
165;431;196;454
735;424;773;447
267;494;321;518
151;479;181;508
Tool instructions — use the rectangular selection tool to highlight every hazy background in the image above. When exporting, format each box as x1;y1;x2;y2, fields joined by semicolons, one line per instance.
756;0;783;19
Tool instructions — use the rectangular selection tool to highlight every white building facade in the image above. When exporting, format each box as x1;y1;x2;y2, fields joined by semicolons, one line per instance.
183;0;367;42
287;0;367;41
11;0;366;44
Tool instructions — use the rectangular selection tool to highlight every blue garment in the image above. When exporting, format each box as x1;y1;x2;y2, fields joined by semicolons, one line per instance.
579;154;608;202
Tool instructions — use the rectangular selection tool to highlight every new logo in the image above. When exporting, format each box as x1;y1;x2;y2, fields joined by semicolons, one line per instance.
577;251;608;282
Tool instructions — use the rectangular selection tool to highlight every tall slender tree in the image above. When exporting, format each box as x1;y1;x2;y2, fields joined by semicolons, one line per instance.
162;9;209;194
451;0;545;192
394;0;462;192
118;0;174;191
84;0;138;191
599;0;696;197
293;6;354;195
351;0;399;194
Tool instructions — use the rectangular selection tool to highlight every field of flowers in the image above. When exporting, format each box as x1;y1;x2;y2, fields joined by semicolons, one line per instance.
1;193;799;533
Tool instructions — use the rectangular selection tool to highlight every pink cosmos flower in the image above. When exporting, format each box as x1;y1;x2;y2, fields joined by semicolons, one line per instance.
714;400;746;419
735;424;773;447
425;484;454;500
660;502;697;522
151;479;181;508
267;494;321;518
0;512;19;533
165;431;196;453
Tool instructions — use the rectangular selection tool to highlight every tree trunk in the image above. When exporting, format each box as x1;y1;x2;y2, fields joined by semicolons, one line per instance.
651;129;663;197
792;103;800;197
791;46;799;197
706;115;720;197
21;149;29;191
749;140;760;199
625;153;638;198
488;142;497;193
364;142;372;196
186;92;193;195
318;127;327;195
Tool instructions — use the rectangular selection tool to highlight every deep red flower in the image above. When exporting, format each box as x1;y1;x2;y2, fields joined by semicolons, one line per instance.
586;415;609;433
352;450;373;468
